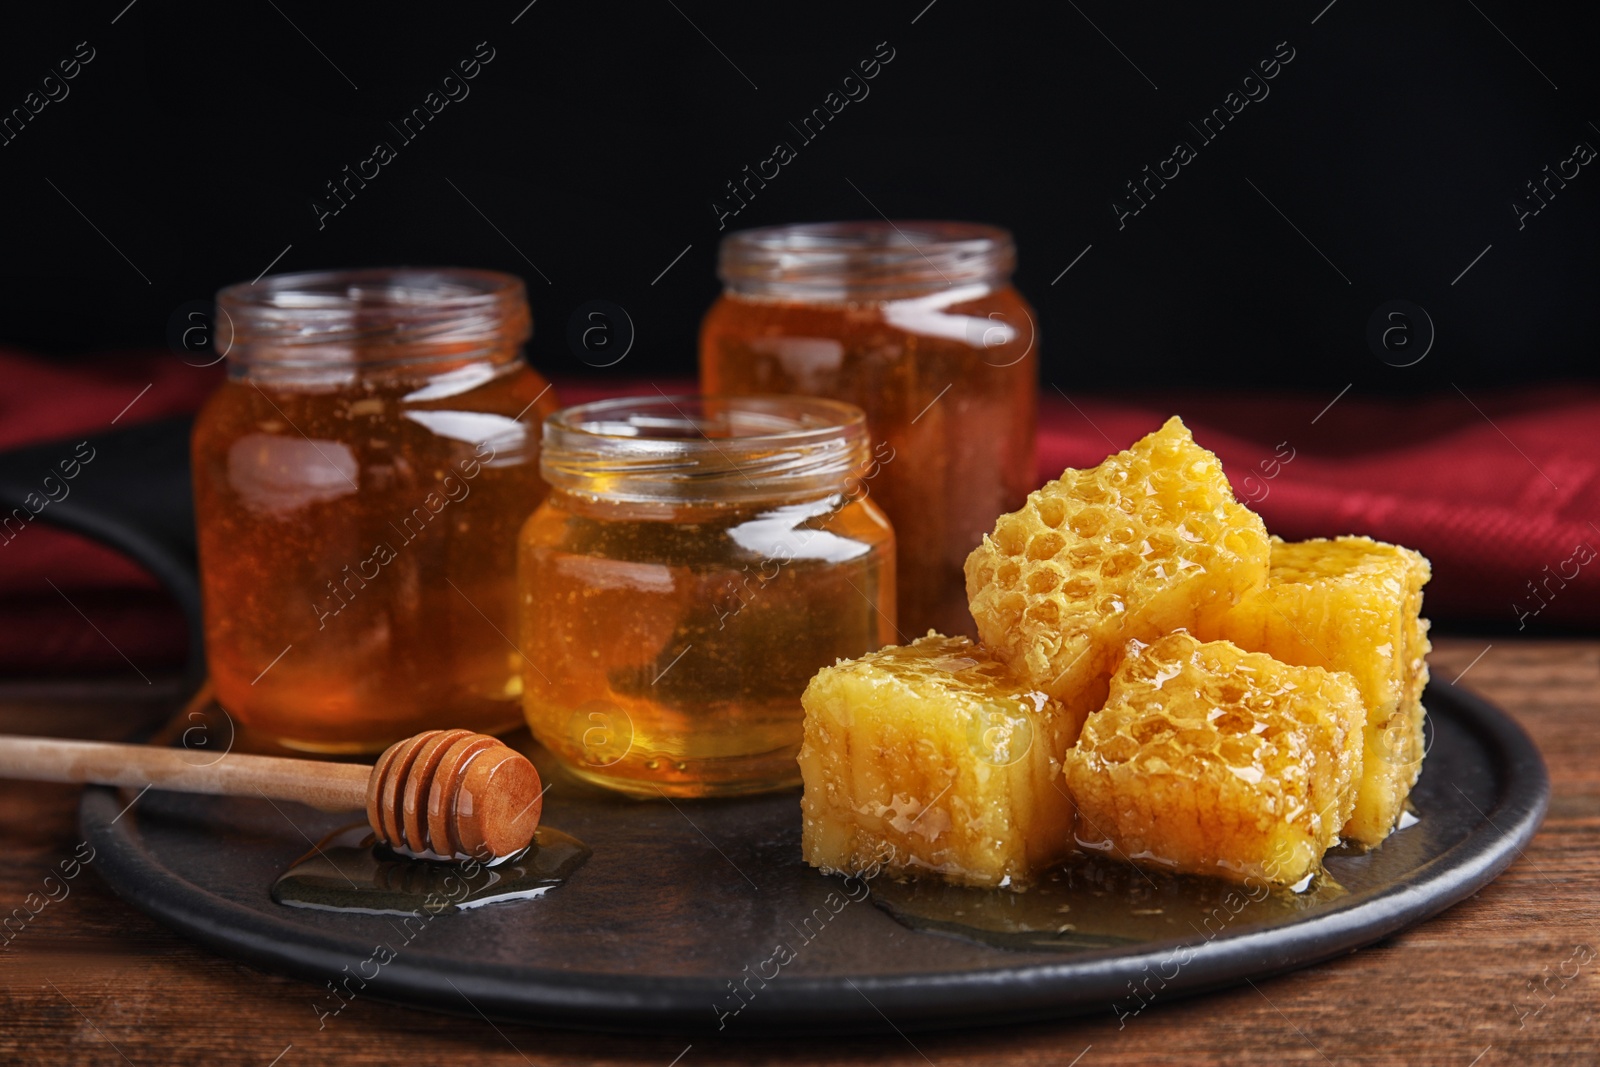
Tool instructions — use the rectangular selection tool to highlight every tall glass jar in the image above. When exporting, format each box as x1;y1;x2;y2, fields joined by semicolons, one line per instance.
701;221;1037;639
193;268;560;753
519;395;896;798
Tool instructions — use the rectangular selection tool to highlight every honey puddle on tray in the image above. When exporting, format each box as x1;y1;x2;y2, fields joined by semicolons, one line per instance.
869;848;1348;953
272;825;591;915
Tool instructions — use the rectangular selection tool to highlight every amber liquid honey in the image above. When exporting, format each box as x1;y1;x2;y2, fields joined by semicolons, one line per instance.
193;363;558;752
519;492;895;797
701;289;1036;638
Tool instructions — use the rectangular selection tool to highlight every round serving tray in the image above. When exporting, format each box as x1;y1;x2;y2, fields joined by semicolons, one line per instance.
81;680;1548;1035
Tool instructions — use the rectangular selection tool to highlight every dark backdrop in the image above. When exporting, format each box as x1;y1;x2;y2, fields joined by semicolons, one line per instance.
2;0;1595;391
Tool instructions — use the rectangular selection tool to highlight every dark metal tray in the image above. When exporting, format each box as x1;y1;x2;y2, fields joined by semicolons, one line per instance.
81;680;1548;1035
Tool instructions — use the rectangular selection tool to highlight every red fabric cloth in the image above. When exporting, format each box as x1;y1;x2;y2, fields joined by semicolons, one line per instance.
0;348;224;452
1037;389;1599;631
0;350;221;673
2;349;1595;674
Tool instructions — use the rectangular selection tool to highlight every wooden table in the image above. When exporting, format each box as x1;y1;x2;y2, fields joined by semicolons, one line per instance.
1;637;1595;1066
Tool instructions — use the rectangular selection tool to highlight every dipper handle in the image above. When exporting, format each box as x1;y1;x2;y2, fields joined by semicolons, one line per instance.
0;729;542;861
0;734;370;810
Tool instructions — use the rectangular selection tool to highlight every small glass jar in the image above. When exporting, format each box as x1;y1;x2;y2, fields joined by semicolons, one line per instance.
701;221;1037;639
193;268;560;753
519;395;896;798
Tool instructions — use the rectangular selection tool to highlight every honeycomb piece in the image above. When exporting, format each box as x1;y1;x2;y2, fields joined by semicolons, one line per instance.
798;632;1077;887
964;416;1271;726
1196;536;1432;846
1064;632;1365;885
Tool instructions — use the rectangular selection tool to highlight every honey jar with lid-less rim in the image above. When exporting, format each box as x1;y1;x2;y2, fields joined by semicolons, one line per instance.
192;267;560;753
518;394;896;797
700;220;1037;639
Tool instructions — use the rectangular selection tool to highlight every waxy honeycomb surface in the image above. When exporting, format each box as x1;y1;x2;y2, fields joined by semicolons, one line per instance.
798;633;1077;887
1064;632;1365;885
964;416;1270;725
1197;536;1432;845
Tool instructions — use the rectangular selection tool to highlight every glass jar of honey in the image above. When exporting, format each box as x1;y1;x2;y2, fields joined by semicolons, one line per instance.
192;268;560;753
701;221;1037;639
519;395;895;797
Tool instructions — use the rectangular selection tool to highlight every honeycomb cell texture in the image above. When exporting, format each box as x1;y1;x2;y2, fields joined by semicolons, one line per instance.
1064;632;1365;885
1196;535;1432;846
798;632;1077;887
964;415;1271;727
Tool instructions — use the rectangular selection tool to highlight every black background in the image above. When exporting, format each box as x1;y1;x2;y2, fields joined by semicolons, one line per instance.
2;0;1595;391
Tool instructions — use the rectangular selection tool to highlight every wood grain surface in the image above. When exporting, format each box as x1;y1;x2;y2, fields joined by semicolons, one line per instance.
1;637;1595;1066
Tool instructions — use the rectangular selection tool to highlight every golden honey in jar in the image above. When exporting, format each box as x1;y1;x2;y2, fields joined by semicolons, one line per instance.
192;268;560;752
519;395;895;797
701;221;1037;638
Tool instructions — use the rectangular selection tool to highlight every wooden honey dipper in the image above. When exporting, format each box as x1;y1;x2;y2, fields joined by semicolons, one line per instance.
0;728;543;861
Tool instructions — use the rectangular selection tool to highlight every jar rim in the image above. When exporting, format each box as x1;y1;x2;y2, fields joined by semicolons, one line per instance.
541;394;871;505
215;266;531;372
218;266;523;311
718;220;1015;300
